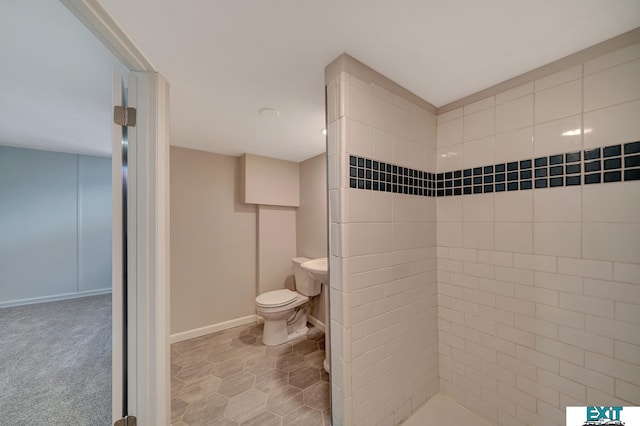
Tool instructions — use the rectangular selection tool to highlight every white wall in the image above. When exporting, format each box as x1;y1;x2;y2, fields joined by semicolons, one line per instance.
0;146;112;307
436;43;640;425
326;55;439;426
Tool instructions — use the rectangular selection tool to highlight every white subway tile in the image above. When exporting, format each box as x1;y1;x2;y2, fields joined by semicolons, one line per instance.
371;223;392;254
437;117;463;148
537;304;584;329
477;250;513;267
497;381;537;410
535;271;583;293
582;182;640;223
533;114;582;157
559;325;614;357
372;97;393;132
516;315;558;342
533;187;582;222
479;278;515;298
582;223;640;264
615;379;640;405
464;109;495;142
436;144;463;172
537;400;565;426
463;194;494;222
558;258;612;280
496;295;535;317
535;80;582;124
464;261;495;279
585;351;640;384
437;107;463;124
463;222;494;250
513;253;556;273
371;191;393;223
496;95;534;134
495;191;533;222
449;248;478;262
586;315;640;346
494;126;534;163
536;335;584;365
464;97;495;115
346;118;373;157
516;284;558;306
516;344;560;374
537;368;586;401
437;195;463;222
535;65;582;92
615;340;640;365
483;359;516;386
496;82;534;105
616;301;640;325
535;221;583;257
372;128;393;161
584;278;640;305
480;333;515;356
584;42;640;75
495;266;534;286
462;136;494;168
516;375;559;407
559;293;614;319
495;223;533;254
346;187;372;223
584;59;640;111
586;387;628;407
345;223;372;257
372;83;393;102
496;323;535;347
583;99;640;149
347;82;372;125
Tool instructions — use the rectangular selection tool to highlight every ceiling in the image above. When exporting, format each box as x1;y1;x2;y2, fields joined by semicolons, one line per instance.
3;1;639;162
0;0;125;157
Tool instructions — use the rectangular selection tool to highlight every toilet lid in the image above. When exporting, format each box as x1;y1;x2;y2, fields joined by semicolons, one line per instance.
256;289;298;307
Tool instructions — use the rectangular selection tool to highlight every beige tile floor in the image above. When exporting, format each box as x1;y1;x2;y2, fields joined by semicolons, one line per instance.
171;322;330;426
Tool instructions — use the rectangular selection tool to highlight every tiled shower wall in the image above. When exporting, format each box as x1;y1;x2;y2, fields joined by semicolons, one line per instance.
436;43;640;425
327;65;439;425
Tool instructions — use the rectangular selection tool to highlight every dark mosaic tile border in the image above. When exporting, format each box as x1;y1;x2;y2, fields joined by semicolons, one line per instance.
348;141;640;197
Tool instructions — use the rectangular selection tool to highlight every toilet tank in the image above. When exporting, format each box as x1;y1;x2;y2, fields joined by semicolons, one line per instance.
292;257;321;297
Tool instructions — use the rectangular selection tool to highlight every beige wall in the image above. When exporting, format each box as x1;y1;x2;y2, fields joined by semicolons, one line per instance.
242;153;300;206
170;147;257;335
257;205;297;295
297;153;328;323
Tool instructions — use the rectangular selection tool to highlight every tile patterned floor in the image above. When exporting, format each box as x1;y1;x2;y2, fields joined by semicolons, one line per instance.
171;323;330;426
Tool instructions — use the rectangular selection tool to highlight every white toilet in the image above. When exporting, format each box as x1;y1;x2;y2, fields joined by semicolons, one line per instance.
255;257;321;346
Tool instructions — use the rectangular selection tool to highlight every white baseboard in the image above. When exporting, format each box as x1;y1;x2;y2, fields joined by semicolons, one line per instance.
0;288;112;309
307;315;325;333
170;314;257;343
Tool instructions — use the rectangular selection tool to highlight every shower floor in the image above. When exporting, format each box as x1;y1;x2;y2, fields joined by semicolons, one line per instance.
402;393;490;426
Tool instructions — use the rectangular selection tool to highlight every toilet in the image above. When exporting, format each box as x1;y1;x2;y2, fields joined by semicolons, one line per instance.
255;257;321;346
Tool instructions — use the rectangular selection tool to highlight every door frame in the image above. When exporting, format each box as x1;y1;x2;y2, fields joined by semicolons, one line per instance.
60;1;170;424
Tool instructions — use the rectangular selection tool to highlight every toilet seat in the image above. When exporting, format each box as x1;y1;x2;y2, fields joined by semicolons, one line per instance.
255;289;298;308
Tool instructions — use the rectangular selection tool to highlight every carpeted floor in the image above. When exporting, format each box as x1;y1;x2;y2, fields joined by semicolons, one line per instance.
0;294;112;426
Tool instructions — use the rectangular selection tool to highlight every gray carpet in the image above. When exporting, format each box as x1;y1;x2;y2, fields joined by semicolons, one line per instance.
0;294;111;426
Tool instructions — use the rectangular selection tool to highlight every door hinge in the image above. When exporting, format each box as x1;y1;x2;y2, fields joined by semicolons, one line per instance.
114;106;137;127
114;415;137;426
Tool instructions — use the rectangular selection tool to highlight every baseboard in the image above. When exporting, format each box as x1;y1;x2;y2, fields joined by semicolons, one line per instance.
307;315;325;333
0;288;112;309
170;314;257;343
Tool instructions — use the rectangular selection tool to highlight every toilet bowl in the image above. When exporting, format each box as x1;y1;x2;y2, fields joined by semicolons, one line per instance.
255;257;321;346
